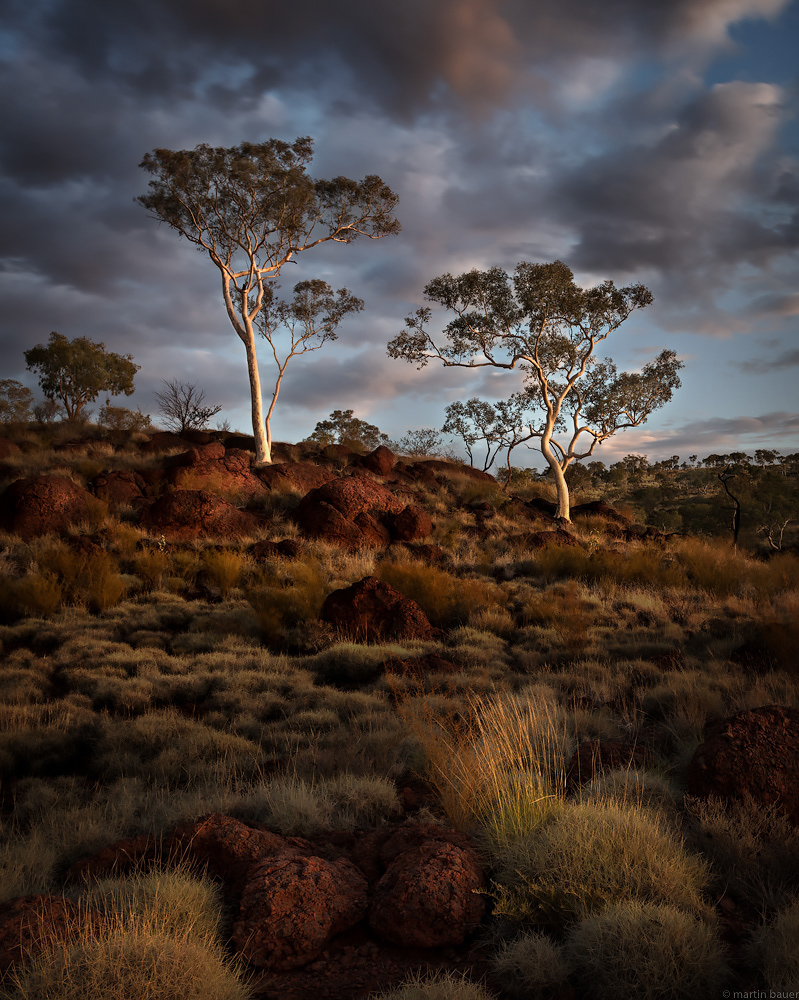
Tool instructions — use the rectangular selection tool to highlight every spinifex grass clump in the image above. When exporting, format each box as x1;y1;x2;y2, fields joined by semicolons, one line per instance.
370;971;497;1000
201;548;245;598
7;866;252;1000
246;558;327;644
490;801;711;929
395;687;571;843
746;895;799;991
563;901;729;1000
378;560;500;629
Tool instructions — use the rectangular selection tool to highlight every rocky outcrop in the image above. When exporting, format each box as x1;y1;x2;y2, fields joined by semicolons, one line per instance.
167;443;265;499
140;489;262;540
369;840;485;948
294;477;431;549
0;895;97;974
257;461;337;494
687;705;799;825
0;475;104;538
350;446;396;477
320;576;437;642
91;469;148;508
233;855;369;971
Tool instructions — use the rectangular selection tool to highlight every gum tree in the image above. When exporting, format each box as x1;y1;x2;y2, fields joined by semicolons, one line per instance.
24;332;139;421
258;280;363;458
389;260;683;521
138;138;400;464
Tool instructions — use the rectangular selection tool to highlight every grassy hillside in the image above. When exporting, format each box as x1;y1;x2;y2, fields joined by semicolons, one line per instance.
1;422;798;999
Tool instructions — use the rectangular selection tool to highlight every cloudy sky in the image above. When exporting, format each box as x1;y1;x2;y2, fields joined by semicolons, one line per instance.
2;0;798;467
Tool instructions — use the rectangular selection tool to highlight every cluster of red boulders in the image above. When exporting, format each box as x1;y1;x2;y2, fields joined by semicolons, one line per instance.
0;439;439;546
0;815;487;999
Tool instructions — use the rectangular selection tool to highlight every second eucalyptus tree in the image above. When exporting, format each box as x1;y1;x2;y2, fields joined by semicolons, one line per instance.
389;260;683;521
138;138;399;464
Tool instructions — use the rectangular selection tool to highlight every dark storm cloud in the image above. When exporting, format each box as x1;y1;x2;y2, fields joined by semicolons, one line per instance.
0;0;796;453
6;0;787;118
731;347;799;374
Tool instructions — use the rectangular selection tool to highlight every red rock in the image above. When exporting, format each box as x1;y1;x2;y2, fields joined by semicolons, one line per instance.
166;813;302;898
140;431;188;453
248;538;305;561
294;477;430;550
91;469;147;508
0;895;96;973
0;475;104;539
524;528;580;549
368;841;485;948
66;834;158;883
571;500;628;524
390;505;433;542
140;489;262;540
377;824;477;868
354;446;395;477
320;576;436;642
565;739;649;792
687;705;799;826
413;460;495;482
232;854;369;971
168;444;265;499
297;477;405;523
320;444;355;466
257;461;337;494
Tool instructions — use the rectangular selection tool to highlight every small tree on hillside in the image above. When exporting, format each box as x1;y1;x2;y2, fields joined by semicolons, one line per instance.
389;260;683;521
258;280;363;457
0;380;34;423
138;137;399;464
442;398;504;471
155;380;222;434
24;332;139;421
308;409;388;451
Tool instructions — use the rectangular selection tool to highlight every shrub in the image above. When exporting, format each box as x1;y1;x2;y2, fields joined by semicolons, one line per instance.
489;931;569;1000
563;901;729;1000
82;552;128;612
370;970;497;1000
305;642;410;687
394;688;571;842
246;560;327;644
96;403;152;433
490;801;710;928
746;895;799;991
131;549;171;592
7;914;251;1000
201;548;244;598
378;561;499;628
12;573;63;618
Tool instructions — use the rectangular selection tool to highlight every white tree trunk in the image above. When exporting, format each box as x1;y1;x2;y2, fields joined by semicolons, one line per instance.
540;427;570;521
242;327;271;464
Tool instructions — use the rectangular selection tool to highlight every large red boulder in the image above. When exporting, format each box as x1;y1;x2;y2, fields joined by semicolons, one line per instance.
320;576;436;642
232;854;369;971
352;445;396;477
91;469;148;508
389;505;433;542
165;813;303;898
0;475;104;538
257;461;337;494
294;477;430;549
0;895;97;974
687;706;799;825
167;444;265;499
412;460;495;482
140;489;262;540
368;840;485;948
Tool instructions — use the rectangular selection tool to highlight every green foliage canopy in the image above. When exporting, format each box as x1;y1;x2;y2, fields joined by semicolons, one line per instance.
24;332;139;421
